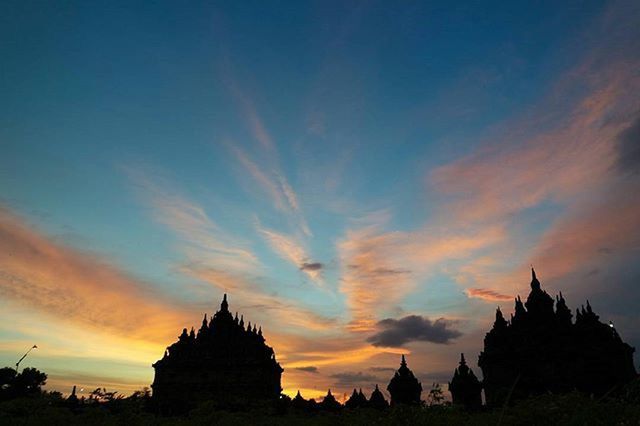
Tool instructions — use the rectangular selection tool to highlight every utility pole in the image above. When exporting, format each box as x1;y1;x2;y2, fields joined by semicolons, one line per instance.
15;345;37;371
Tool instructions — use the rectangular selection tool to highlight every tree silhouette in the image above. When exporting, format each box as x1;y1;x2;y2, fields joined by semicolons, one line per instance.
0;367;46;400
426;383;445;406
0;367;17;391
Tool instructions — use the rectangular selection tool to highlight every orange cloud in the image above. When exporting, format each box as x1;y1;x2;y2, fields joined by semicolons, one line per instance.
338;221;504;330
338;227;411;331
0;207;191;344
465;288;512;302
284;345;406;369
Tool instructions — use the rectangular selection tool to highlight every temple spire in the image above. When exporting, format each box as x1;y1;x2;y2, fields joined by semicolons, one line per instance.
531;267;540;290
221;293;229;312
460;353;466;366
388;354;422;405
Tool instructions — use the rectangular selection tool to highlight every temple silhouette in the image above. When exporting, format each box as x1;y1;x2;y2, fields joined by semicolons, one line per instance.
344;388;368;409
151;294;283;413
387;355;422;405
478;268;637;407
448;353;482;410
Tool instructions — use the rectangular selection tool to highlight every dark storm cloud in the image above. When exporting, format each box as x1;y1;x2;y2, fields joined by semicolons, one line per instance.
295;366;319;374
367;315;462;347
300;262;323;271
616;114;640;174
330;372;378;385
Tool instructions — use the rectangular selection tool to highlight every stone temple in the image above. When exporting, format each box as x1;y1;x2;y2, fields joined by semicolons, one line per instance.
387;355;422;405
479;269;637;407
448;353;482;410
151;294;283;413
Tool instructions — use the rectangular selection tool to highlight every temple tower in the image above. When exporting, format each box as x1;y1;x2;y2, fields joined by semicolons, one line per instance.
448;353;482;410
479;270;636;407
387;355;422;405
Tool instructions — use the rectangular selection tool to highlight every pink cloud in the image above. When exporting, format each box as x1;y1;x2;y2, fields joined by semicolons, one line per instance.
465;288;512;302
338;221;504;330
428;33;640;299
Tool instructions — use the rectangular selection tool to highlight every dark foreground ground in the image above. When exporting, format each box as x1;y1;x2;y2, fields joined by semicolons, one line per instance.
1;388;639;426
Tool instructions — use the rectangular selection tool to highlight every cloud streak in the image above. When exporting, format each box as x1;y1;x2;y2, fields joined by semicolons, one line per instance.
258;226;323;282
295;366;319;374
465;288;512;302
232;147;312;237
126;167;260;274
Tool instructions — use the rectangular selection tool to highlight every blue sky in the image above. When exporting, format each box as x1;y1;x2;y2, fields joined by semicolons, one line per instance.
1;0;639;399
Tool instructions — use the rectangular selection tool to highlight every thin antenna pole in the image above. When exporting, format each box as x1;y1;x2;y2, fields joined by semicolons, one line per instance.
16;345;37;371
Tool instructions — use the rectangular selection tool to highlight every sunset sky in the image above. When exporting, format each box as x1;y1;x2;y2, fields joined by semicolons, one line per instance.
1;1;639;401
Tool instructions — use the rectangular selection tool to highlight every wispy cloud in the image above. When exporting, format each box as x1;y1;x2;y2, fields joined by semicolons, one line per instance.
465;288;512;302
258;227;306;267
527;181;640;285
295;366;319;374
232;147;312;237
126;166;260;273
125;167;335;336
257;225;323;282
225;73;275;152
223;68;312;237
278;173;301;212
232;147;288;212
338;219;503;331
338;225;412;332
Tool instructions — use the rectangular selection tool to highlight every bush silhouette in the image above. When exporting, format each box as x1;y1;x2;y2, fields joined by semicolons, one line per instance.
0;367;46;401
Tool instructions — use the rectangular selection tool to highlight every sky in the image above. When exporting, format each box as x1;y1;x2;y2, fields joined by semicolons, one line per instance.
1;0;639;402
